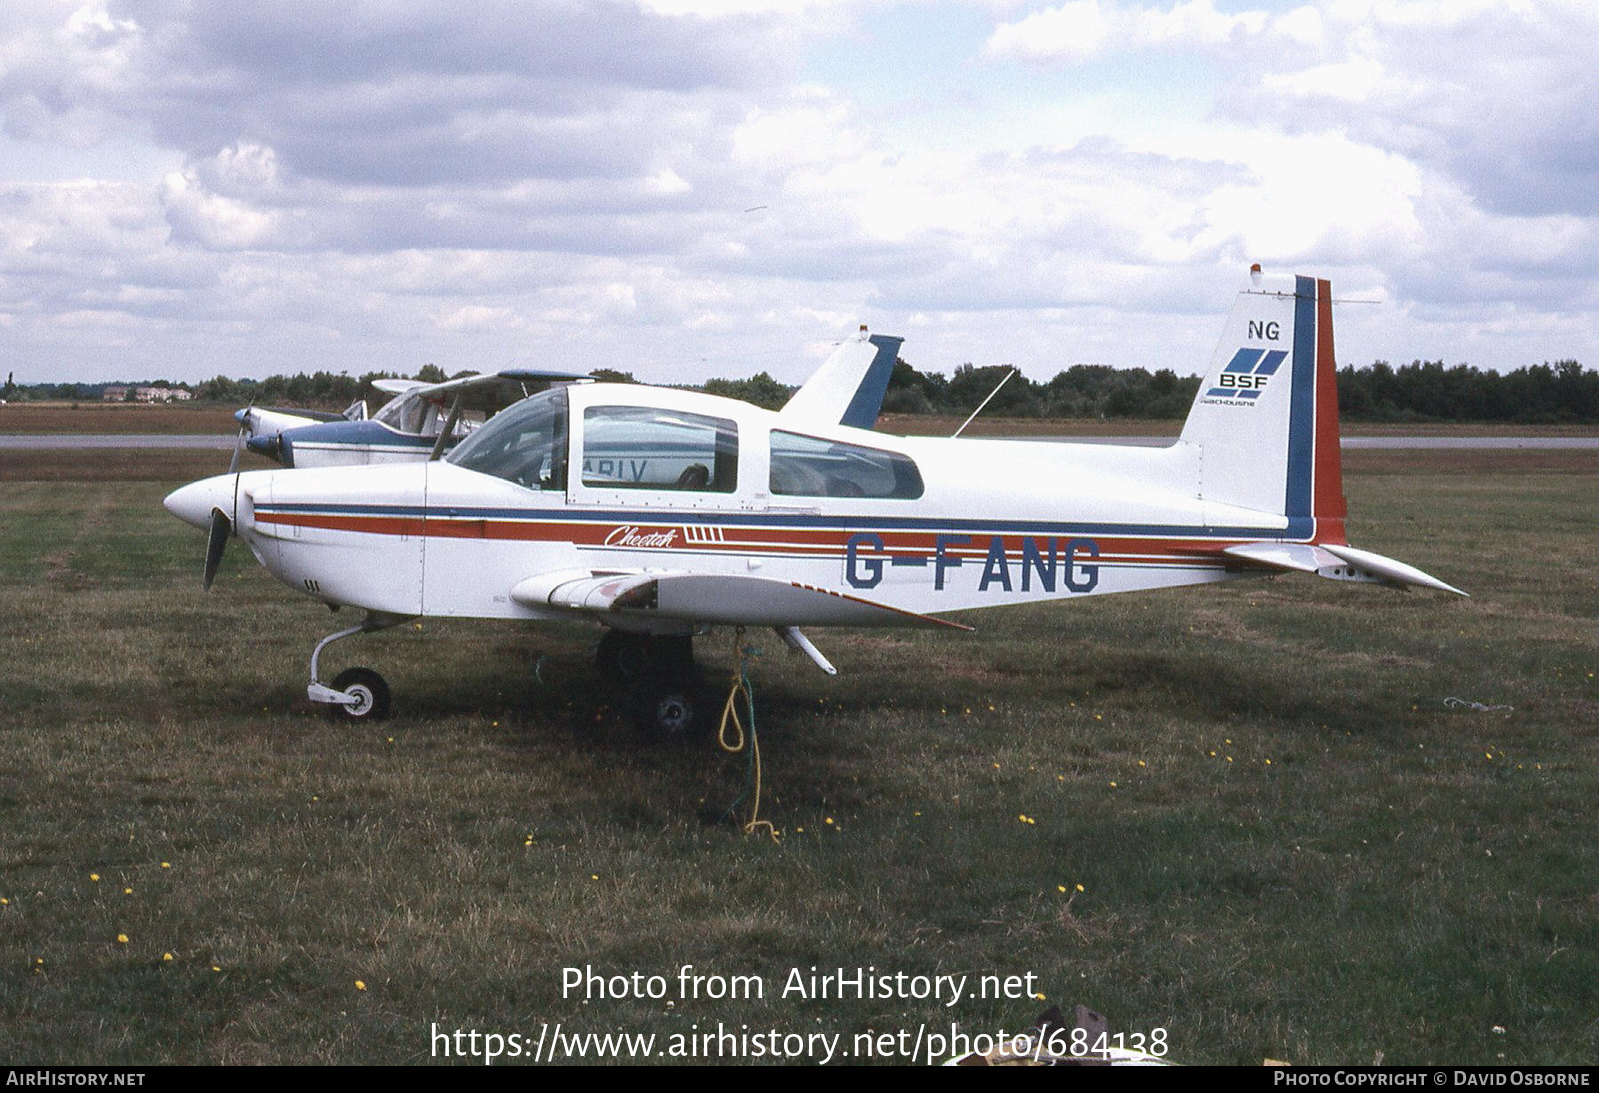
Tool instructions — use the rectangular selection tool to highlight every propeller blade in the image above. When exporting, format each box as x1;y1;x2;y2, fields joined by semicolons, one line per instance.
227;421;246;475
202;507;231;591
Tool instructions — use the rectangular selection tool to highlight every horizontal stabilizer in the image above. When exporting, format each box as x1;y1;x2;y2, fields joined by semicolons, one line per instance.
511;570;974;630
1224;542;1466;596
1223;541;1341;574
1319;544;1468;596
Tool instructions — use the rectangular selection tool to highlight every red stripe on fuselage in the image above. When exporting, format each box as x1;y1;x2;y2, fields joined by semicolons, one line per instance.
255;510;1274;569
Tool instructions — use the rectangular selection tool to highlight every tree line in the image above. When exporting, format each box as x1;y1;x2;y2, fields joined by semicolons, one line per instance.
5;358;1596;423
873;357;1598;423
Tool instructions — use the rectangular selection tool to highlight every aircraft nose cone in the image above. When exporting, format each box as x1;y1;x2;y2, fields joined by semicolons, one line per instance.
163;474;237;530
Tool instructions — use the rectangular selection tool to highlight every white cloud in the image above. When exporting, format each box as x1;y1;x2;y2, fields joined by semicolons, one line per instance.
0;0;1593;384
986;0;1271;61
159;170;283;250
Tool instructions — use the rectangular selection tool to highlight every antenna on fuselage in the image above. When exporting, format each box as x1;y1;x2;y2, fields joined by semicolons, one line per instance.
951;367;1017;438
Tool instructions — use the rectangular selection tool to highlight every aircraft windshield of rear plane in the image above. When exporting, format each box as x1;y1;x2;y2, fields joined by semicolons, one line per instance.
374;388;473;438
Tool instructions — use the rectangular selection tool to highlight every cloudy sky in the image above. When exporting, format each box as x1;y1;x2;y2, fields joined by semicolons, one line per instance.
2;0;1595;386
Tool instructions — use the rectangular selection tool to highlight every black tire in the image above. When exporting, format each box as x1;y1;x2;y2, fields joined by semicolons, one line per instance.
329;667;390;721
594;629;639;679
596;631;692;681
629;676;700;743
646;635;694;674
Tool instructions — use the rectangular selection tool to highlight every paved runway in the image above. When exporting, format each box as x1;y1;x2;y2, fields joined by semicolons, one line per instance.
2;433;1597;450
0;434;238;449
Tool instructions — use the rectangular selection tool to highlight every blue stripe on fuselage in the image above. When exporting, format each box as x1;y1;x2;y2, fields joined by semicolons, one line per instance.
253;500;1313;541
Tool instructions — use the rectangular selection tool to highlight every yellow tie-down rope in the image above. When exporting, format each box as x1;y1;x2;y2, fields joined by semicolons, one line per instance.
717;627;779;842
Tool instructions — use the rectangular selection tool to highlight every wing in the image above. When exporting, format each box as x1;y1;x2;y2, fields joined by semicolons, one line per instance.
370;378;424;396
368;369;591;413
410;368;593;413
509;570;973;630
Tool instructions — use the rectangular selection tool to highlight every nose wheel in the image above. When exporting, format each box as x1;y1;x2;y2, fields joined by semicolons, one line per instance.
306;614;405;720
327;667;390;721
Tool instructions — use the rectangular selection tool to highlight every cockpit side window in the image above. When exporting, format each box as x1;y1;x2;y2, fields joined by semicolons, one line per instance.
769;430;923;499
446;388;568;490
581;407;738;492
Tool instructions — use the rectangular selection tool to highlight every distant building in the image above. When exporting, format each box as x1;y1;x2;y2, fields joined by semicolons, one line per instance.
102;386;192;402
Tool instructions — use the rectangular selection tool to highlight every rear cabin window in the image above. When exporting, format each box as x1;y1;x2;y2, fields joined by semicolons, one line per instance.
769;430;923;499
581;406;738;492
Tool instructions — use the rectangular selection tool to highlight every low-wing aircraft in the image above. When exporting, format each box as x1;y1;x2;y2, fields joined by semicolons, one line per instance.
238;368;592;468
165;272;1463;735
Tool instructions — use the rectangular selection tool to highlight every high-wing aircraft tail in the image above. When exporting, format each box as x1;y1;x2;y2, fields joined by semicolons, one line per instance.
779;327;904;429
1178;273;1464;595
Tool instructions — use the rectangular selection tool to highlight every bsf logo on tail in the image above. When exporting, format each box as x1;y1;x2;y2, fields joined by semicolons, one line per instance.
1203;348;1288;403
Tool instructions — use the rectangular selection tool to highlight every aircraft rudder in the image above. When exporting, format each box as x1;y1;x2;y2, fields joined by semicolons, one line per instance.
838;334;903;430
1310;276;1348;545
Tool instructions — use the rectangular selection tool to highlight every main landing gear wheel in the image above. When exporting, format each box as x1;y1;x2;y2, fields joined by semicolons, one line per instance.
595;629;646;679
329;667;390;721
629;675;700;743
595;631;692;681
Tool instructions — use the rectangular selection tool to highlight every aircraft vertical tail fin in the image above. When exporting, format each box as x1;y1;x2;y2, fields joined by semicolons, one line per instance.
1178;274;1347;545
781;328;904;429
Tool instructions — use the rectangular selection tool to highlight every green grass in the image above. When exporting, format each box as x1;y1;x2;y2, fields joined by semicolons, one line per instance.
1;458;1594;1065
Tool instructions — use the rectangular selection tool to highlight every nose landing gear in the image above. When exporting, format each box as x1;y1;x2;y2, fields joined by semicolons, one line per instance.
306;613;407;721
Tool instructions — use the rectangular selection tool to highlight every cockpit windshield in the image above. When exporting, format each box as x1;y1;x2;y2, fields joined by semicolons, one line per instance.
374;391;475;438
446;388;567;490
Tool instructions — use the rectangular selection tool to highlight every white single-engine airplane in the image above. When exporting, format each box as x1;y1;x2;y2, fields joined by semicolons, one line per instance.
166;272;1463;735
238;368;592;468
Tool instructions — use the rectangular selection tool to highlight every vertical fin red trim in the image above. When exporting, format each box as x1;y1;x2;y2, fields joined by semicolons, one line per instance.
1313;278;1348;545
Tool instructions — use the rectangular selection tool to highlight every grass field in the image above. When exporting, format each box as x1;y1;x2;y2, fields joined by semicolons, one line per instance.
0;448;1594;1065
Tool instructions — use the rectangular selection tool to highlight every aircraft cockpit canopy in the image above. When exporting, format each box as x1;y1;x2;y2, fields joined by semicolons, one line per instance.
448;387;924;503
374;390;473;438
446;387;568;490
